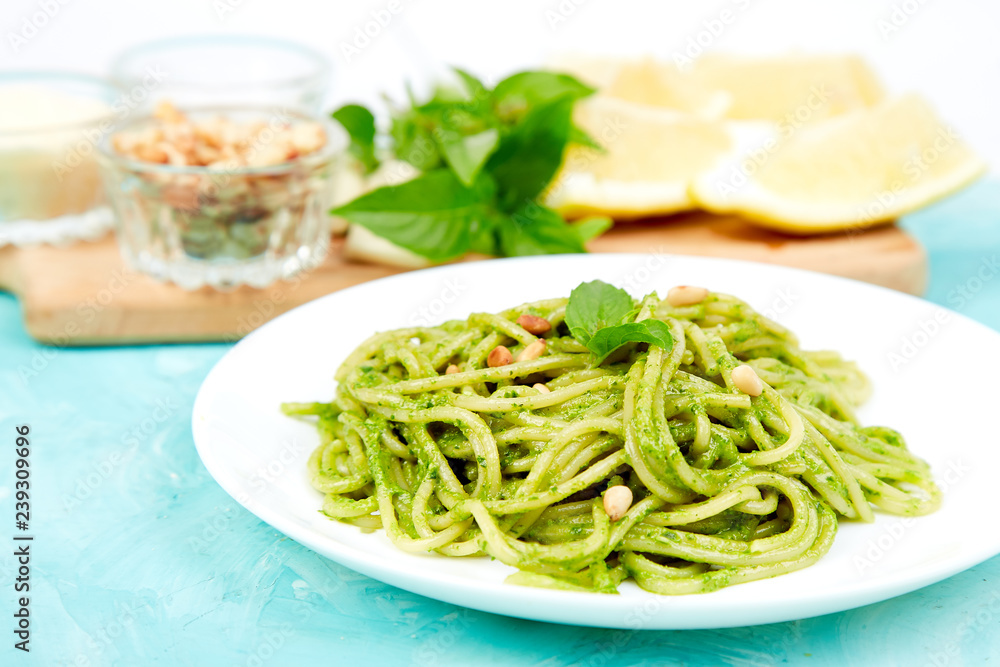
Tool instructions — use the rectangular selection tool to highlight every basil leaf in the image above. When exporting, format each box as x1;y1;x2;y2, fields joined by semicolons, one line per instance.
332;170;494;262
487;94;575;210
454;67;489;104
564;280;635;345
332;104;379;173
469;212;500;256
564;280;673;361
498;203;586;257
572;216;613;244
439;128;499;187
390;112;443;171
587;320;674;363
569;124;604;151
492;71;595;120
395;82;497;176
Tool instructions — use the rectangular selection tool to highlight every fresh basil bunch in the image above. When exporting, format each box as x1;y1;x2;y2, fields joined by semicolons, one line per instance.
330;69;611;261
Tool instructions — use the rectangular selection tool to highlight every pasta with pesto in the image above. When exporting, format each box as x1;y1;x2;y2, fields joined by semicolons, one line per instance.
283;285;940;594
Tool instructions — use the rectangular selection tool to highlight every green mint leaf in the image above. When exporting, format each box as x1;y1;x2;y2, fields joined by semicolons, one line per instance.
439;128;500;187
487;94;575;210
498;203;587;257
564;280;635;345
587;320;674;363
332;170;494;262
332;104;379;173
571;216;613;244
492;71;595;120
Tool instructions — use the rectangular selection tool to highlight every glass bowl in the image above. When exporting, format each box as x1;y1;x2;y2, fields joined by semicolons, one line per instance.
98;107;343;290
0;72;122;246
110;35;331;114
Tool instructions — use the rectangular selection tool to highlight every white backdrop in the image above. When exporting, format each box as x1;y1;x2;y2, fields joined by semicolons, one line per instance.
3;0;999;169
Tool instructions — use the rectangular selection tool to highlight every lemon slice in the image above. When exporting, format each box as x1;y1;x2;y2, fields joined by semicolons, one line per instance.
549;55;729;118
691;53;884;122
547;96;733;219
603;58;730;118
546;52;626;89
691;94;987;233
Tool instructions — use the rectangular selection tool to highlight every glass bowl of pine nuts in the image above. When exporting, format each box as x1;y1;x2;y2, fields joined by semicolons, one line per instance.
98;102;343;290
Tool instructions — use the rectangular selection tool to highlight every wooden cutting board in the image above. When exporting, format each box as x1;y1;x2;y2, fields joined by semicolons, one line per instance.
0;212;926;346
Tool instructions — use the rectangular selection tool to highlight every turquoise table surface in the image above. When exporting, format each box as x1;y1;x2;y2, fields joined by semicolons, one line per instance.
2;179;1000;667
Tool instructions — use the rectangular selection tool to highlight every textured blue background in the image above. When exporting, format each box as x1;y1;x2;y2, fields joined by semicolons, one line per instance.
2;179;999;666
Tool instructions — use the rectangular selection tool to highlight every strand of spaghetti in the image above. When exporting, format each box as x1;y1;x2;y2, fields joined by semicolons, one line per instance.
469;499;612;570
485;451;627;514
425;329;481;369
516;418;623;495
498;298;567;320
622;475;819;566
322;493;378;518
381;354;589;394
644;483;770;526
403;424;468;506
370;405;501;498
452;376;625;412
406;475;476;551
509;432;623;536
846;464;942;515
737;386;805;466
798;405;912;467
623;503;837;595
800;418;874;522
468;312;539;347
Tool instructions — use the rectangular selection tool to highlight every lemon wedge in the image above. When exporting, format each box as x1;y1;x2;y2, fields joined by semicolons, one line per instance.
691;94;987;233
603;58;730;119
547;96;733;219
691;53;885;122
546;52;626;89
549;55;729;118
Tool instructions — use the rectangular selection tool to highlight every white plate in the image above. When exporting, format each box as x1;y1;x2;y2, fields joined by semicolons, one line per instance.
192;254;1000;629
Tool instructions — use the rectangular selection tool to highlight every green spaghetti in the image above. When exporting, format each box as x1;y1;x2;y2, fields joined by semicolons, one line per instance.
283;281;940;594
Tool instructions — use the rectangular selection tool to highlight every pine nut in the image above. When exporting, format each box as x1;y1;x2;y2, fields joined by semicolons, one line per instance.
517;339;547;362
731;364;763;397
487;346;513;367
603;485;633;522
445;364;460;375
666;285;709;307
532;383;550;393
112;104;326;167
516;314;551;335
